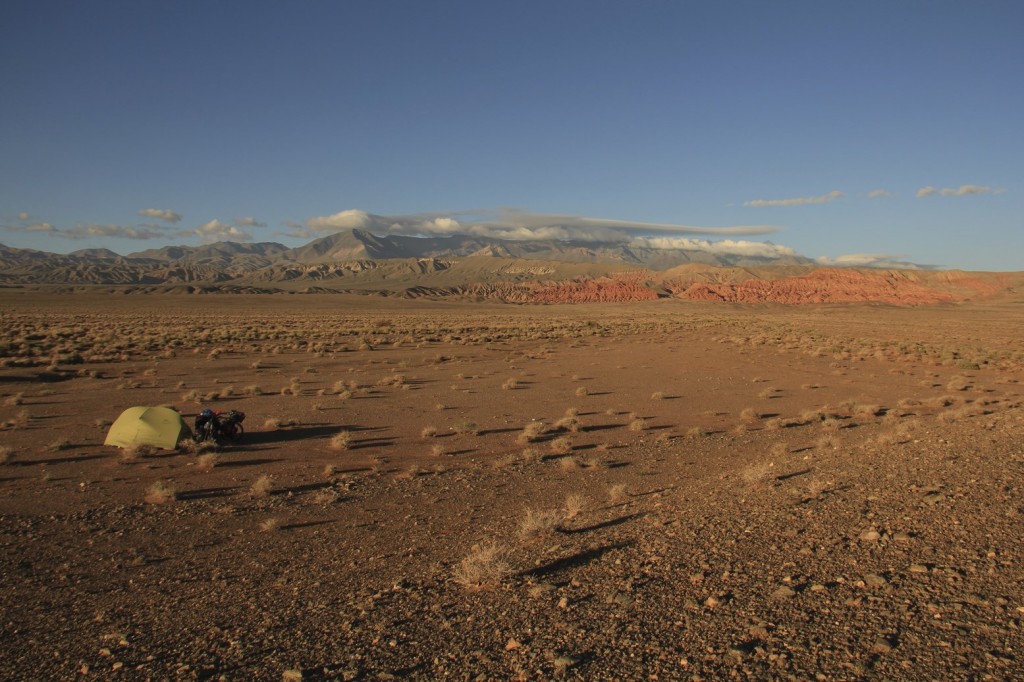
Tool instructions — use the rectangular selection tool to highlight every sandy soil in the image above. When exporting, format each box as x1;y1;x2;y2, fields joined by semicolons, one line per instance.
1;292;1023;680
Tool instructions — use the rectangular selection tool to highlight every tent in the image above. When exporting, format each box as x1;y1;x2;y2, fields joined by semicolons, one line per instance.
104;406;192;450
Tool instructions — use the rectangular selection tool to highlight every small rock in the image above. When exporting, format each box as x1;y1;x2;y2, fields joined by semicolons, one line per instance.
859;530;881;542
282;671;304;682
871;638;894;654
505;638;521;651
909;564;930;573
922;492;946;505
772;586;796;600
863;573;888;588
809;584;827;592
553;655;579;676
528;583;557;598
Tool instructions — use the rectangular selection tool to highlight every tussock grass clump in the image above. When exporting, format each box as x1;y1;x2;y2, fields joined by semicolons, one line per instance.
242;385;263;397
47;438;71;452
564;493;587;520
548;436;572;456
330;430;352;451
628;417;647;432
454;420;479;437
517;421;547;445
947;375;972;391
196;453;219;472
4;392;24;407
575;386;589;397
742;460;776;484
259;517;281;532
250;474;275;498
559;455;583;471
502;377;519;390
430;444;446;457
608;483;629;504
420;426;438;439
0;446;14;465
452;540;511;589
650;391;664;400
685;426;706;439
554;416;580;433
144;480;176;505
519;507;566;539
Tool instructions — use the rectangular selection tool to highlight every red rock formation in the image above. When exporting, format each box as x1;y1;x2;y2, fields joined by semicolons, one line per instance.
668;269;961;305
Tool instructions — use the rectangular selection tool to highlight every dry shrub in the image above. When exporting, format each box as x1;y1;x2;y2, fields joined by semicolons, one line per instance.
330;430;352;451
655;430;675;444
517;421;547;444
420;426;438;439
686;426;706;439
259;517;281;532
608;483;629;504
740;408;760;421
396;464;421;480
0;446;14;465
454;420;479;437
242;385;263;397
502;377;519;390
628;418;647;432
430;444;446;457
853;403;882;417
250;474;275;498
564;493;587;520
47;438;71;452
519;507;566;539
742;460;776;484
554;416;580;433
452;540;510;588
559;455;583;471
196;453;219;472
770;442;789;457
3;392;24;407
651;391;664;400
549;436;572;456
145;480;176;504
521;448;542;463
575;386;589;397
946;375;972;392
816;435;837;450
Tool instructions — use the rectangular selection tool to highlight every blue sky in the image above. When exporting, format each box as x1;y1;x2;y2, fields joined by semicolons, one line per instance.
1;1;1021;270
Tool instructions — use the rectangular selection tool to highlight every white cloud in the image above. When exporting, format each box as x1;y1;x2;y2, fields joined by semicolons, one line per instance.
181;219;253;244
630;237;800;259
24;222;56;233
867;189;891;199
743;190;844;207
17;211;30;221
234;216;266;227
66;224;167;240
917;184;1001;198
299;208;780;242
816;253;929;270
138;208;183;224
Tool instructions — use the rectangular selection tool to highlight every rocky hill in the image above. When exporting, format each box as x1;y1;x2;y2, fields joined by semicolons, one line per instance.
1;231;1019;304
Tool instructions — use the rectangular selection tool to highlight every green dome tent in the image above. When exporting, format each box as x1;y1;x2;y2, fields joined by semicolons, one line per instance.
104;406;191;450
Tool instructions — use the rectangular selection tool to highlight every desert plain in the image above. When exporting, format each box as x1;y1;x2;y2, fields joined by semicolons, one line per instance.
2;290;1024;681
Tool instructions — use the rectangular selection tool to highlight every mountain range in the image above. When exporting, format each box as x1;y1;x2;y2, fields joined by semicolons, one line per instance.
1;229;1019;305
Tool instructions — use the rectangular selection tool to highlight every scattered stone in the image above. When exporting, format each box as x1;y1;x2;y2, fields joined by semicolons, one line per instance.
528;583;557;598
859;529;881;542
505;638;521;651
863;574;888;588
772;586;797;600
910;564;930;574
871;638;894;654
282;670;304;682
922;492;946;505
553;655;579;676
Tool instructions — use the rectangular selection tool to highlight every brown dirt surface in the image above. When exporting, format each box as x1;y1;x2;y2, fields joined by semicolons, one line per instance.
2;290;1024;680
